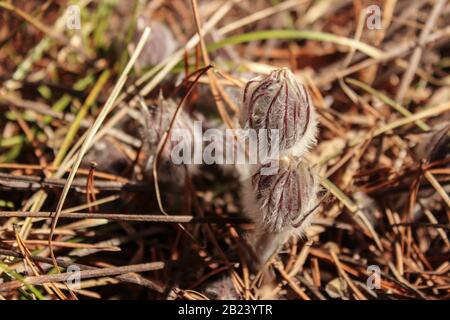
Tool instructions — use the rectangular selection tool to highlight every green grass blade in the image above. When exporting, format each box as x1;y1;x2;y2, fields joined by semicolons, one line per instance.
207;29;384;59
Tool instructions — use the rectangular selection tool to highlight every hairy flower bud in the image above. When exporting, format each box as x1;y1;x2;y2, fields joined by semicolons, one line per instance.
140;93;199;185
135;18;178;68
242;159;320;266
240;68;317;158
203;276;240;300
243;159;320;235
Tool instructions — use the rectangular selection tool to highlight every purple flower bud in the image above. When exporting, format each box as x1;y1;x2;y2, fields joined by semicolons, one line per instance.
203;276;240;300
243;159;320;235
135;18;178;68
240;68;317;158
140;94;198;185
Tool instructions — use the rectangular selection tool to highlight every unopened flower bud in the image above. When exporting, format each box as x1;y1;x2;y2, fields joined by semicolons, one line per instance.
140;93;198;185
240;68;317;158
243;159;320;235
242;160;320;266
203;276;240;300
135;18;178;68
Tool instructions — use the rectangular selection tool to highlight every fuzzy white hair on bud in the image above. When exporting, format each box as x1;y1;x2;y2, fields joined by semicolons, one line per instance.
240;68;318;159
238;67;322;268
242;159;321;265
243;160;320;235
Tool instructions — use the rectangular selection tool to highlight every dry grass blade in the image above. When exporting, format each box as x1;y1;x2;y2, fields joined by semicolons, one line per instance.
152;66;211;244
321;177;383;250
0;211;247;224
48;27;152;271
395;0;447;103
0;262;164;292
330;251;366;300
